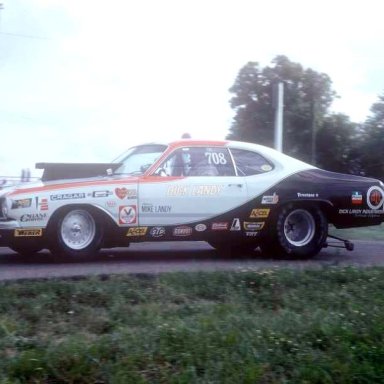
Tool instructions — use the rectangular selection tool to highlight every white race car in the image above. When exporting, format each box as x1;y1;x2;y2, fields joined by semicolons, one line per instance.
1;139;383;260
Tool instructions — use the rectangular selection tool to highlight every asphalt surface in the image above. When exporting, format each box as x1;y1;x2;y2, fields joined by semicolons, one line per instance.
0;239;383;281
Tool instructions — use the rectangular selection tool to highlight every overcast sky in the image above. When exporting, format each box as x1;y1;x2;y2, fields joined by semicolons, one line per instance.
1;0;384;177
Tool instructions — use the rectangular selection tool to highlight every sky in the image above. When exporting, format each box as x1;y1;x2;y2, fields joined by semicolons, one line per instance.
1;0;384;177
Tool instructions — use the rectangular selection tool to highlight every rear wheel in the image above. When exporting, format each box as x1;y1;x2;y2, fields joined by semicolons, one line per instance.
260;204;327;259
50;208;104;261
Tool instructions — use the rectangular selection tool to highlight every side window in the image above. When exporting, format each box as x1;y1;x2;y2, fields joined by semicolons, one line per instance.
230;149;274;176
154;147;236;177
186;147;235;177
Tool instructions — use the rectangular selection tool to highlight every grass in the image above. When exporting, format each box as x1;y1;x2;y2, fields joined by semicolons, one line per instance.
0;268;383;383
329;223;384;241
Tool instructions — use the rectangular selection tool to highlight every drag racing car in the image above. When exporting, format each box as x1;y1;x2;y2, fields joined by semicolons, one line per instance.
1;139;384;260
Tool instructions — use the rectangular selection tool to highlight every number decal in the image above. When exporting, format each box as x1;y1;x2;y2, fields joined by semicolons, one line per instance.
205;152;227;165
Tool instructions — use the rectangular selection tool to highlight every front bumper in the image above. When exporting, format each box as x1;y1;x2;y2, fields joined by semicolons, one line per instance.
0;220;20;246
0;220;20;230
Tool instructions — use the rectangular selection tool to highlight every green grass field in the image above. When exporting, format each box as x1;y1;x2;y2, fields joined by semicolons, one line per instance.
0;268;384;383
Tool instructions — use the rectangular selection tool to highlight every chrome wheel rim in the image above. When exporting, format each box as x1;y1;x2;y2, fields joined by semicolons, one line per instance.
283;209;315;247
60;210;96;250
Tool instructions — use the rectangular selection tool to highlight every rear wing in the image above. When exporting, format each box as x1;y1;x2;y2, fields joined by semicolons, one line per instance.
35;162;122;182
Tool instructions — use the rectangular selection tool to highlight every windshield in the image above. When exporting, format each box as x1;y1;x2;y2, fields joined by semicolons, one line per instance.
113;144;167;175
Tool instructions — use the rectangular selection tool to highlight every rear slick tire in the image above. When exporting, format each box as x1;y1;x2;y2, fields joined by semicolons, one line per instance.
260;204;328;259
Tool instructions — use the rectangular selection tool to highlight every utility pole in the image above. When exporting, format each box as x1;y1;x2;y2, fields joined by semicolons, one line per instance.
273;82;284;152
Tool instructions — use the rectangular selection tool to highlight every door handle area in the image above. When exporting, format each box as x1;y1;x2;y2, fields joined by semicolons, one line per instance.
228;184;243;188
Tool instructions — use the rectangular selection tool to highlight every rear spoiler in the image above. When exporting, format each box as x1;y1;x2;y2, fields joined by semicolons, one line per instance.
35;162;122;182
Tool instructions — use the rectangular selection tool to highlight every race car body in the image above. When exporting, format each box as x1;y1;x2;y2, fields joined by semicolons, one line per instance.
0;139;383;259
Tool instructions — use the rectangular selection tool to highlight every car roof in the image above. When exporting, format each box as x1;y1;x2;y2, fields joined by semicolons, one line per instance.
163;139;315;170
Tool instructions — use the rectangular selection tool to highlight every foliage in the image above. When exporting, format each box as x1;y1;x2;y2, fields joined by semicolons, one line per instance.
0;268;384;382
316;113;361;174
227;56;384;178
227;56;337;164
356;93;384;178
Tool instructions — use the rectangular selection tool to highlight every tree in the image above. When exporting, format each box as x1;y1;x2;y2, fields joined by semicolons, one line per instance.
357;93;384;178
227;56;337;163
316;113;360;174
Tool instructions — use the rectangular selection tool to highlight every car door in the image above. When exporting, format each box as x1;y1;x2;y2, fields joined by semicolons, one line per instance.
138;146;248;226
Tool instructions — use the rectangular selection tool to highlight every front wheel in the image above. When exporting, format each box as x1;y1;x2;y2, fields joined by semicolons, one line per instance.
50;208;104;261
260;204;328;259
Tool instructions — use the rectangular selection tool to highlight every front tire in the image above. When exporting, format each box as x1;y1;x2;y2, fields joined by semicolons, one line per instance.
50;208;104;261
260;204;327;259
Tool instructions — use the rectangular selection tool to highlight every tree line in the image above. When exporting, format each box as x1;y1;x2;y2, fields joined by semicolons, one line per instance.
227;55;384;179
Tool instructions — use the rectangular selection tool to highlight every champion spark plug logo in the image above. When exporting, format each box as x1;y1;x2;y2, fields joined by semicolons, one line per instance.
367;186;384;210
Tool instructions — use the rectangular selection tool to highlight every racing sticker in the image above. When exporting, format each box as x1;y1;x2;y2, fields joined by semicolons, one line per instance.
20;213;47;222
14;228;43;237
250;208;270;219
367;186;384;210
119;205;137;224
230;218;241;231
11;198;32;209
115;188;137;200
261;193;279;204
195;223;207;232
211;222;228;230
351;192;363;205
50;193;86;201
150;227;166;237
126;227;147;236
39;198;49;211
173;226;192;236
243;222;265;231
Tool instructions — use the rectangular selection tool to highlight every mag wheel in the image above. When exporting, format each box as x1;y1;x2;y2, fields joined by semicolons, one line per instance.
260;204;328;259
51;208;104;261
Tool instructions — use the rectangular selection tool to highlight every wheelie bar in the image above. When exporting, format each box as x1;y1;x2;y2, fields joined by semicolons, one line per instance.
324;234;354;251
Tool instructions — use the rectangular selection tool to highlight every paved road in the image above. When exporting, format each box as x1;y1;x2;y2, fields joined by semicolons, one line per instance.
0;240;383;281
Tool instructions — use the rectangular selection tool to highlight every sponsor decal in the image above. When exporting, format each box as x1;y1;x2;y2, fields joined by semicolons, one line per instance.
230;218;241;231
297;192;319;198
90;190;113;198
173;226;192;236
211;222;228;230
338;208;384;218
20;213;47;222
167;185;189;197
119;205;137;224
246;232;259;237
150;227;166;237
167;185;223;197
243;221;265;231
141;203;171;213
115;187;137;199
50;193;86;201
39;197;49;211
195;223;207;232
11;198;32;209
351;192;363;205
126;227;147;236
250;208;270;219
14;228;43;237
367;186;384;210
192;185;224;196
106;200;117;208
261;193;279;204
